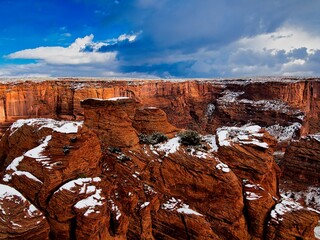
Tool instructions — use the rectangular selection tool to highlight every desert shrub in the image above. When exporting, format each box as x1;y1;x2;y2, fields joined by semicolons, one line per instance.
139;132;168;145
178;130;201;146
108;146;121;153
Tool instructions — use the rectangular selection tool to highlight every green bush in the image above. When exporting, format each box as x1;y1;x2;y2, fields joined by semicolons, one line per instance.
178;130;201;146
139;132;168;145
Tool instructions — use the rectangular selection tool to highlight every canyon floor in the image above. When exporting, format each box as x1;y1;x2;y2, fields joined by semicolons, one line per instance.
0;77;319;239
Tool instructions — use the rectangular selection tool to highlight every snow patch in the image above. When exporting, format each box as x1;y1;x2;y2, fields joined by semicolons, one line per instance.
3;135;52;182
12;171;42;184
218;90;244;103
109;199;122;220
280;187;320;211
309;133;320;142
315;221;320;239
245;192;262;201
216;162;230;173
140;202;150;209
186;148;210;159
10;118;83;135
0;184;43;218
156;137;181;156
107;96;131;101
56;177;101;194
74;189;105;217
270;198;303;223
206;104;215;116
24;135;51;160
217;124;268;149
266;122;301;142
202;135;218;152
162;197;202;216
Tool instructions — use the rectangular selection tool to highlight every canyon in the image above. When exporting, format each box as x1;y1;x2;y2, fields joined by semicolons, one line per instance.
0;77;319;239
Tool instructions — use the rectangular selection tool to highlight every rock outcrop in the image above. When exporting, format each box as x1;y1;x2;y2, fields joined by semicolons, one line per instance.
281;134;320;185
81;97;140;148
267;198;319;240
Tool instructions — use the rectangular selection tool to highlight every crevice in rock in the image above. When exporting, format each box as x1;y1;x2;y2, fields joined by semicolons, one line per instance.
180;214;191;240
69;217;77;240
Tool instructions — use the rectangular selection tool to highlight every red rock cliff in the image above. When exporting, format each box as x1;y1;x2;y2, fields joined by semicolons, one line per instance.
0;78;319;136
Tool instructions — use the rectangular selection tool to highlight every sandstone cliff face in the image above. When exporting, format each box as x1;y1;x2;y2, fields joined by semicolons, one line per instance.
0;78;319;239
0;78;319;137
281;134;320;186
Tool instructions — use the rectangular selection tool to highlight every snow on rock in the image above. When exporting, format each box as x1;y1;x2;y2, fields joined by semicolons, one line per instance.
144;184;157;195
109;199;122;220
217;90;244;103
156;136;181;156
244;182;265;201
217;90;303;116
12;171;42;184
215;161;230;173
52;177;104;217
266;122;301;142
162;197;203;216
3;135;52;182
202;135;218;152
270;198;303;223
0;184;43;218
74;189;105;217
107;96;131;101
245;192;262;201
140;202;150;209
206;104;215;117
217;130;230;147
24;135;51;160
186;148;210;159
315;221;320;239
309;134;320;143
239;99;303;115
217;124;268;149
10;118;83;135
5;156;24;172
55;177;101;194
281;187;320;211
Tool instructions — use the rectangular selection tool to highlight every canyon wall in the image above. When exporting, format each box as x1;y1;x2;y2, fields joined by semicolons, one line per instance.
0;78;319;239
0;78;319;136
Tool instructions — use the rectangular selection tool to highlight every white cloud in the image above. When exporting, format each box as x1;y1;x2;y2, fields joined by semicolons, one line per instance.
237;25;320;54
118;33;137;42
7;34;117;65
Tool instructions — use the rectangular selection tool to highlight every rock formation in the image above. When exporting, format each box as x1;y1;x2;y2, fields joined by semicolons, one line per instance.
0;78;319;239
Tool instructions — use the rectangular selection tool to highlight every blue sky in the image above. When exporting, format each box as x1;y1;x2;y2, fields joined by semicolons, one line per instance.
1;0;320;78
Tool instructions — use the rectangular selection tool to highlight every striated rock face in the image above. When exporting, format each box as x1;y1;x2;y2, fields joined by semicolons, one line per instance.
81;97;140;148
133;107;178;136
0;184;50;240
281;134;320;185
0;78;319;239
